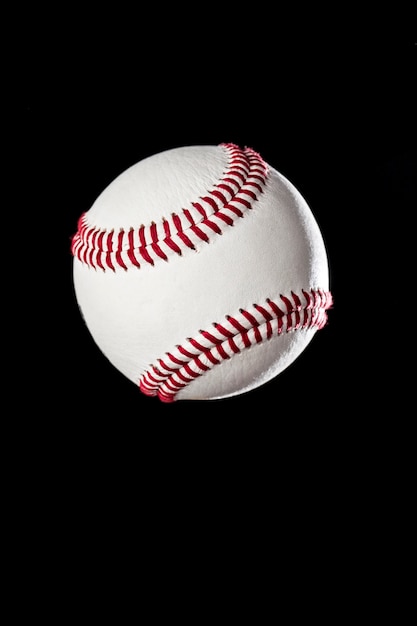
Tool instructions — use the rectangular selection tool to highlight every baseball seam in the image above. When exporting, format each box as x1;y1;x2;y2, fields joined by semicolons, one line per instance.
139;288;333;403
71;143;268;271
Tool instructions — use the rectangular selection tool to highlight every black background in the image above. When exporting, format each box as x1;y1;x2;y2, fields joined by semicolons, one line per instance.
12;14;417;604
17;19;414;463
23;27;416;425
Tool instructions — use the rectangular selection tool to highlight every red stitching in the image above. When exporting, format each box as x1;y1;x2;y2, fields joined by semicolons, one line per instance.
139;289;333;403
71;143;268;271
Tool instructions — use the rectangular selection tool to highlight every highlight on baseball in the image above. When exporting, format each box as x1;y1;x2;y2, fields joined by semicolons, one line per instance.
71;143;333;403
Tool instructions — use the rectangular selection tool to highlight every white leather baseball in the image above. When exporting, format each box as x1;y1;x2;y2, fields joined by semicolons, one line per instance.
72;143;332;402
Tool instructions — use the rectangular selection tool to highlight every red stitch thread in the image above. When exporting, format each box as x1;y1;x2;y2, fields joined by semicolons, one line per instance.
139;288;333;403
216;212;234;226
71;143;268;271
190;202;206;218
139;225;146;247
127;230;141;268
140;245;154;265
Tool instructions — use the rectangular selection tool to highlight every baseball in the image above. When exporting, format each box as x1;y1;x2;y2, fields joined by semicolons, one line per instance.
71;143;333;403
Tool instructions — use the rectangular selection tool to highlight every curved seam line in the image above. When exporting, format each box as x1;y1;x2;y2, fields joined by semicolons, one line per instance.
139;289;333;403
71;143;268;271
